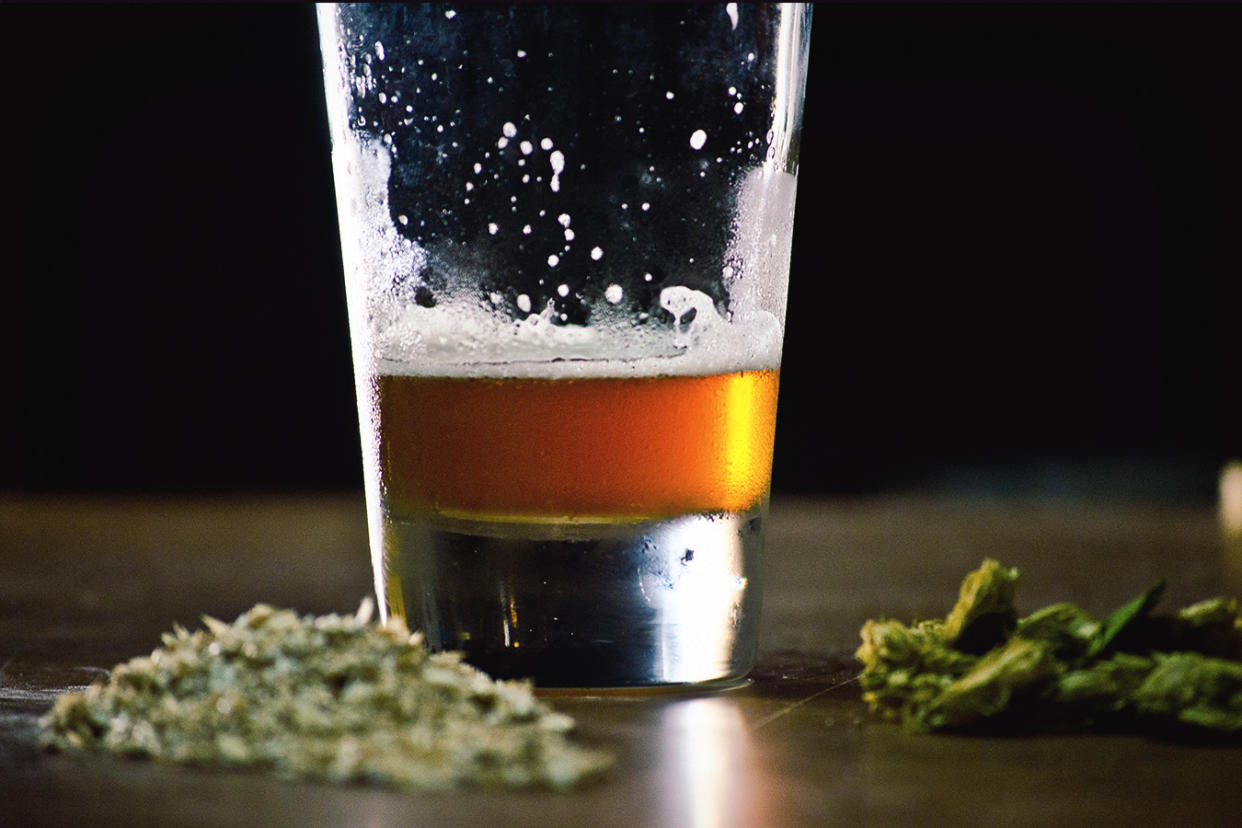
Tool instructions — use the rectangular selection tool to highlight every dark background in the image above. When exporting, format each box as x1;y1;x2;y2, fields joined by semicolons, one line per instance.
3;3;1238;500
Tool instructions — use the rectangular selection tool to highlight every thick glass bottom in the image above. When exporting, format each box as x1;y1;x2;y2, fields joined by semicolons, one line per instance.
377;505;766;688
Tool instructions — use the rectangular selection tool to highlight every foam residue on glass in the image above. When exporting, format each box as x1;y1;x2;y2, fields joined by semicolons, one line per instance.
318;4;809;379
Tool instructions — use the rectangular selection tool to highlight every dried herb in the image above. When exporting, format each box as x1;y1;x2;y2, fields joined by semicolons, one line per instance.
858;560;1242;736
1085;579;1165;660
40;603;612;790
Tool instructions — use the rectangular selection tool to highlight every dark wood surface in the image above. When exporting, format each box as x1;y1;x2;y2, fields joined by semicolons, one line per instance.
3;493;1241;827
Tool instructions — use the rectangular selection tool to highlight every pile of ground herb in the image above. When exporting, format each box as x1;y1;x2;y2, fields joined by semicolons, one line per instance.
858;559;1242;736
40;603;612;790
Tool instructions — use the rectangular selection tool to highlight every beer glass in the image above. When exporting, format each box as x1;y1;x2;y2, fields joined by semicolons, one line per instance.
318;3;812;687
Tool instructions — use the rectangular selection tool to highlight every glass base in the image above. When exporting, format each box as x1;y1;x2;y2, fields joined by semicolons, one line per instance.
378;505;766;688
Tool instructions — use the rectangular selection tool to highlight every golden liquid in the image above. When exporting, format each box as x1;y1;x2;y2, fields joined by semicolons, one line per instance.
373;370;779;522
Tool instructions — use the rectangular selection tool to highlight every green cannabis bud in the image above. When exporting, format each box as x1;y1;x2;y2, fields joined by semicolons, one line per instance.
858;559;1242;736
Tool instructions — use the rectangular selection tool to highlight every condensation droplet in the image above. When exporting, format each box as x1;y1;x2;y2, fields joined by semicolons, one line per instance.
540;137;553;151
522;224;532;234
604;284;623;304
519;140;533;155
503;121;518;138
557;283;569;297
488;222;498;235
590;247;603;260
397;215;408;225
445;9;457;19
689;129;707;150
517;294;531;313
547;254;560;267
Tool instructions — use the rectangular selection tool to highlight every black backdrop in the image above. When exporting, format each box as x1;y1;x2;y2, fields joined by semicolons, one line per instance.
3;4;1238;499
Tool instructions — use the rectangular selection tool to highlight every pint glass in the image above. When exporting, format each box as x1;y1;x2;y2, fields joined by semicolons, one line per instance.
318;4;812;687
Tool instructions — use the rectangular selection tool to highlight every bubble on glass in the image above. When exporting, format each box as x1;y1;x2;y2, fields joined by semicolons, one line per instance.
549;151;565;192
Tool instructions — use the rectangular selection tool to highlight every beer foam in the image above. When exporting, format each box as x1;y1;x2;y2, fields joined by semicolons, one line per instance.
326;110;791;378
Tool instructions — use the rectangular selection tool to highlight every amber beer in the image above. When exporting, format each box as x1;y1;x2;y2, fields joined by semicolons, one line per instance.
373;369;780;524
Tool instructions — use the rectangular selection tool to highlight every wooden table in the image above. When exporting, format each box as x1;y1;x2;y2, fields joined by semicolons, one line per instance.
3;493;1241;826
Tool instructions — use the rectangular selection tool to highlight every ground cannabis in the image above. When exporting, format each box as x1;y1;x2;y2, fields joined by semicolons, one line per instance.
858;559;1242;735
40;603;612;790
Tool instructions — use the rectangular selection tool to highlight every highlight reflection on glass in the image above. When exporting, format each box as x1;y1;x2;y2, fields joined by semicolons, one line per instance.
648;517;754;683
